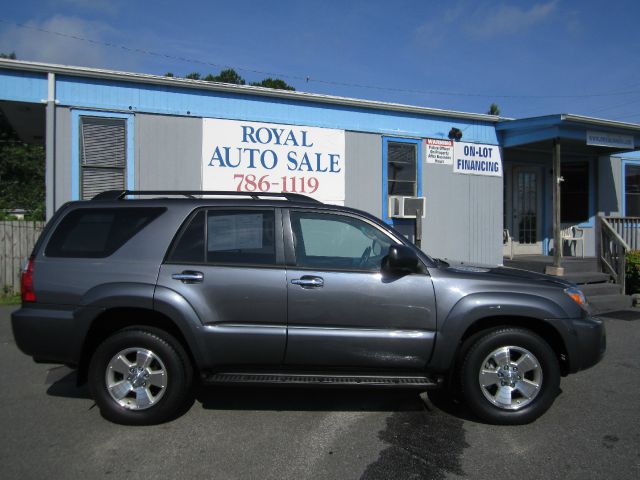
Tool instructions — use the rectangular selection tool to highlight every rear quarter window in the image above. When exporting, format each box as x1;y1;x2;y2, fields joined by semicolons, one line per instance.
45;207;165;258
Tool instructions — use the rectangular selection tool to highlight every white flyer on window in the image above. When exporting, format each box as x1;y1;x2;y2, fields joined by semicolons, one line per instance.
207;214;263;251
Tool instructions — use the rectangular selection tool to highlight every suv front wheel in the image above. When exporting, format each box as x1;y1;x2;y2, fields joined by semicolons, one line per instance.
88;327;193;425
460;328;560;425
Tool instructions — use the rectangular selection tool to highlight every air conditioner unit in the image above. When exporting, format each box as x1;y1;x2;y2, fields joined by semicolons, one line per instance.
388;196;425;219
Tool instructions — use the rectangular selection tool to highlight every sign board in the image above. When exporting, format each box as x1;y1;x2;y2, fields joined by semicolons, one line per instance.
425;138;453;164
202;119;346;204
453;142;502;177
586;130;634;149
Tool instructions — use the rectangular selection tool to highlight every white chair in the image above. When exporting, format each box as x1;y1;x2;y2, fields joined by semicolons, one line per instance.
503;229;514;260
561;226;585;258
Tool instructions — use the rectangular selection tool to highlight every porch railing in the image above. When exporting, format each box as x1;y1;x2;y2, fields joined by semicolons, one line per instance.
599;216;631;292
601;216;640;250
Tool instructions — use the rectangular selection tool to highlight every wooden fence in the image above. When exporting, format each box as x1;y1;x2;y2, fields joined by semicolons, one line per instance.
0;221;45;294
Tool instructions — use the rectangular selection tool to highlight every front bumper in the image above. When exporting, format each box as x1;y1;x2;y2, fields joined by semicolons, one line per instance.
564;316;606;373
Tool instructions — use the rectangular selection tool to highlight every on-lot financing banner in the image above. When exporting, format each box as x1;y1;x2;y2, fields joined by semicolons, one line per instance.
453;141;502;177
202;119;346;204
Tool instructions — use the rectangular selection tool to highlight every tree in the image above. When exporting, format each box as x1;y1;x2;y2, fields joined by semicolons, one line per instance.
174;68;295;90
0;52;17;59
250;78;295;91
487;103;501;116
210;69;246;85
0;129;45;220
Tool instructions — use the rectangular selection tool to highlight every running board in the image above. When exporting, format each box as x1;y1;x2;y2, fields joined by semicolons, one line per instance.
202;372;441;388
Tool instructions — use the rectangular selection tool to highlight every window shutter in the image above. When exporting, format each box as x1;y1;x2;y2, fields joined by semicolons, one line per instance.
80;117;127;200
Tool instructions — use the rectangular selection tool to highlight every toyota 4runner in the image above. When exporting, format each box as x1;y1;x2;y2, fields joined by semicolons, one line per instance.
11;190;605;425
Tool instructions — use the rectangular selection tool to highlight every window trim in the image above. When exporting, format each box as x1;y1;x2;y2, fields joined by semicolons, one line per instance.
71;110;135;201
381;137;423;225
164;206;285;268
284;208;419;274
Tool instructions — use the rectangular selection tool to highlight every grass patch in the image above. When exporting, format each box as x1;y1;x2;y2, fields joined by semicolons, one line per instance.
0;294;21;305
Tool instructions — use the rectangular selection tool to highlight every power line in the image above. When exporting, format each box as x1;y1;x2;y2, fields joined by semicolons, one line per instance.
589;96;640;115
3;18;640;100
612;111;640;120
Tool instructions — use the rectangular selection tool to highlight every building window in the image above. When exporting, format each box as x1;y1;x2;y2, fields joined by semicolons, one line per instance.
387;141;417;196
561;162;589;224
80;116;127;200
625;163;640;216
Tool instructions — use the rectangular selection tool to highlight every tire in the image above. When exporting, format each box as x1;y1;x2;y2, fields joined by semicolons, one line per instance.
460;328;560;425
88;327;193;425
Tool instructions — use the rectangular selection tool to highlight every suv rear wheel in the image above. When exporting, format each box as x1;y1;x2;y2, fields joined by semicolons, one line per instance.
88;327;193;425
460;328;560;425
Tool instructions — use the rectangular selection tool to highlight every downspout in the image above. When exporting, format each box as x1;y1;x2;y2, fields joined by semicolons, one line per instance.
45;72;56;220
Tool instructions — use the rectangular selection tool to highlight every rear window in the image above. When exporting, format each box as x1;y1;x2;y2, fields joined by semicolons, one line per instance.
45;207;165;258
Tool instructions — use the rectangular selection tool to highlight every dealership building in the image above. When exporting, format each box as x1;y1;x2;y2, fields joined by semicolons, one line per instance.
1;58;640;269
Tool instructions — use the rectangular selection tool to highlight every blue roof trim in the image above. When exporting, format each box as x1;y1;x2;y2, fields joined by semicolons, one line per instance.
0;69;47;103
54;75;499;144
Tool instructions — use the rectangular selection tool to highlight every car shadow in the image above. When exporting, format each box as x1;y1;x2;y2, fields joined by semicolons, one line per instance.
46;367;529;426
45;368;464;417
45;367;91;399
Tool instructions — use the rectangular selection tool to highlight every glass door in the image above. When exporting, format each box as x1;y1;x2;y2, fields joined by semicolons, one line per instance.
512;167;543;255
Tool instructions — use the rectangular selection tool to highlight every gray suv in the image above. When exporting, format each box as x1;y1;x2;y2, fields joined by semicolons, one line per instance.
11;190;605;425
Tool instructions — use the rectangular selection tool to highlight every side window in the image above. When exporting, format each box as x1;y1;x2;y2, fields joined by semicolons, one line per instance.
168;211;205;263
206;210;276;265
45;208;165;258
290;212;395;271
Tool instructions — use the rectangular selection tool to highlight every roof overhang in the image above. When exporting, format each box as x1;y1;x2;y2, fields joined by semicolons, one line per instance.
497;114;640;153
0;58;503;123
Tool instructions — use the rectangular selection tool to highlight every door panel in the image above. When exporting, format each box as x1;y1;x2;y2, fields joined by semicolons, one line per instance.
157;265;287;365
285;269;436;368
284;210;437;369
156;207;287;366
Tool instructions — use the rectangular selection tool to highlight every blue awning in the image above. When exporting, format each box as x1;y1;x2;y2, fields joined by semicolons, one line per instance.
496;114;640;151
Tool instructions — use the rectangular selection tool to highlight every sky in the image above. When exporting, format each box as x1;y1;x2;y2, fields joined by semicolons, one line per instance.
1;0;639;122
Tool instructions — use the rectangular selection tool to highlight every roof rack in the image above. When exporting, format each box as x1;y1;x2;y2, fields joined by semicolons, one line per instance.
91;190;322;204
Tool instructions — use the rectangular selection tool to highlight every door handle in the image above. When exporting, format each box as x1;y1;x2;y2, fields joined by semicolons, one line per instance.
291;276;324;288
172;271;204;283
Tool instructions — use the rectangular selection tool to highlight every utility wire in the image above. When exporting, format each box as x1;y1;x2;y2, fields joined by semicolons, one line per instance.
3;18;640;100
588;96;640;115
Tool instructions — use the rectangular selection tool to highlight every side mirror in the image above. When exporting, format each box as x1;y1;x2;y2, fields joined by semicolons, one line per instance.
383;244;419;273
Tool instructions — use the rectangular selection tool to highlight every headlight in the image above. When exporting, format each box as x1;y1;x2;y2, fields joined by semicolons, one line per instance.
564;286;587;307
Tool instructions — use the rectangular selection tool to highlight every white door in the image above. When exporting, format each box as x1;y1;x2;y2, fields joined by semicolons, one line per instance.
512;167;543;255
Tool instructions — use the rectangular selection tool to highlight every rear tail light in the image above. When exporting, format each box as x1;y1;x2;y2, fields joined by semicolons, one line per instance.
21;256;36;303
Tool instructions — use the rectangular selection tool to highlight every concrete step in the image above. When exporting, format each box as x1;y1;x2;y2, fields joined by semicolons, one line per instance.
557;258;600;274
561;272;612;285
588;294;633;315
580;282;623;297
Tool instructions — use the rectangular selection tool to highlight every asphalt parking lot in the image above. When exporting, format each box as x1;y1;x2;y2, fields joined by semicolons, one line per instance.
1;305;639;480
